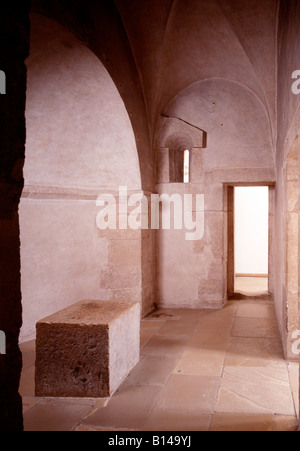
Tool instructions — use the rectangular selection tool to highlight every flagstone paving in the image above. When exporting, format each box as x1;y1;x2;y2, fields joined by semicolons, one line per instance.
21;300;299;431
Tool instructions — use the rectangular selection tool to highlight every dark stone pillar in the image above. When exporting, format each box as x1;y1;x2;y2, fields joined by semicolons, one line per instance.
0;1;31;431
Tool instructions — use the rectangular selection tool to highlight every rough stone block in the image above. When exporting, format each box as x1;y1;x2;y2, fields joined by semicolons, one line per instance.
100;266;141;290
35;300;140;398
108;239;141;267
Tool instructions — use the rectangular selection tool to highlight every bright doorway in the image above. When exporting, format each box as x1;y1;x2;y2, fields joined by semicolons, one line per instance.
232;186;269;296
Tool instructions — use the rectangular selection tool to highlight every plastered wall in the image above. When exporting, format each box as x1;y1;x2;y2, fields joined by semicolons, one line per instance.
275;0;300;358
155;79;275;309
20;14;143;341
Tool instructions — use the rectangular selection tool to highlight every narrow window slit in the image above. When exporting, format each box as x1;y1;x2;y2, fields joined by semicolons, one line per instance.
183;149;190;184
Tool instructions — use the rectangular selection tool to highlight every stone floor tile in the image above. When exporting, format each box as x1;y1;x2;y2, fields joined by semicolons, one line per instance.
225;336;285;368
236;302;277;320
21;352;36;372
140;321;165;330
155;374;220;414
75;425;138;431
22;397;39;415
37;397;99;407
155;319;199;337
210;413;298;431
188;329;230;349
140;321;165;347
140;328;157;349
287;362;299;391
82;384;162;430
142;409;212;431
216;366;295;415
274;415;299;431
141;334;189;357
124;355;177;386
144;310;181;322
195;307;236;332
231;317;280;338
20;340;36;372
19;365;35;397
170;309;206;320
174;347;226;377
23;402;94;431
287;362;299;418
20;340;36;354
18;309;300;432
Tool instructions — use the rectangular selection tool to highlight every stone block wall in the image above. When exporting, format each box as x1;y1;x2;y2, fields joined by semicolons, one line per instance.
97;190;155;319
155;144;276;310
19;14;154;341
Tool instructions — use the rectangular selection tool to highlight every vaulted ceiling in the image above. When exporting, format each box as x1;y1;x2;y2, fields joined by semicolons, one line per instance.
31;0;279;189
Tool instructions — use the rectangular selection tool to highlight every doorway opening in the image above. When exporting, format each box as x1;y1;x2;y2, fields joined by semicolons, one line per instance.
227;185;270;298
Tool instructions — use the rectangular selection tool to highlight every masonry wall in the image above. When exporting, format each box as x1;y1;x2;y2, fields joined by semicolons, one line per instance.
28;1;279;315
155;79;276;309
20;14;146;341
275;0;300;359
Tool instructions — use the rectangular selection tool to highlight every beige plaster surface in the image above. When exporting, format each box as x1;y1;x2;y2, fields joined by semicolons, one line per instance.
25;13;141;191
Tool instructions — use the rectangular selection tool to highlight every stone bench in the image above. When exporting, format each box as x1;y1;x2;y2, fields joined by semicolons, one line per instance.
35;300;140;398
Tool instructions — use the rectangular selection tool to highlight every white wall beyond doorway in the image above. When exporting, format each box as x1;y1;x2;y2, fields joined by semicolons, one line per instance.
234;186;269;276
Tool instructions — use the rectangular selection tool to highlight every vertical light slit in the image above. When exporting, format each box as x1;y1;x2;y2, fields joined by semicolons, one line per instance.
184;149;190;184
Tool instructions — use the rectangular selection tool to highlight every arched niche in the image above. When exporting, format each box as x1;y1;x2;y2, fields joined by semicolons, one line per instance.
164;78;275;173
19;13;142;341
155;116;206;184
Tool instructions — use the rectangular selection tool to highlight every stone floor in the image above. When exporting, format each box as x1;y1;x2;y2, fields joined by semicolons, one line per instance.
234;277;269;296
20;299;299;431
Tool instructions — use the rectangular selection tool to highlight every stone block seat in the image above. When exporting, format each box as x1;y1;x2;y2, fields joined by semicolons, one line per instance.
35;300;140;398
